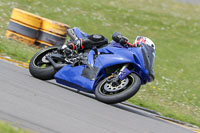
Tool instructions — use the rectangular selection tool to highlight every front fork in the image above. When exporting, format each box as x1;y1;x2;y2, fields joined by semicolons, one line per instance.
118;64;133;80
107;64;132;84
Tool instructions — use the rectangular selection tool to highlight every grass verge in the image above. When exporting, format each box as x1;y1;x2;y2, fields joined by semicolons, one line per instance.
0;121;30;133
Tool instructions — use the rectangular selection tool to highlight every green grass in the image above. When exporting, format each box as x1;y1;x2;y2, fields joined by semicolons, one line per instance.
0;121;30;133
0;0;200;127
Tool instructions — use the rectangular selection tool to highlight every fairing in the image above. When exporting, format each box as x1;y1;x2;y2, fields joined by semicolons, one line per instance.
54;41;155;93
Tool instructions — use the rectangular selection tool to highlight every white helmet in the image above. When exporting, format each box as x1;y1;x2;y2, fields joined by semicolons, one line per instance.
134;36;155;50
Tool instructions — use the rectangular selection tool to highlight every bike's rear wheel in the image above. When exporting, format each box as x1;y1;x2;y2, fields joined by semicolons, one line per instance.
29;46;58;80
95;73;141;104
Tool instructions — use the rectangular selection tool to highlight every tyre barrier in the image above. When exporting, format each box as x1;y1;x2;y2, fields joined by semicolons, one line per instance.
11;8;41;28
6;8;70;48
41;18;69;37
37;30;66;46
8;20;39;39
5;30;36;45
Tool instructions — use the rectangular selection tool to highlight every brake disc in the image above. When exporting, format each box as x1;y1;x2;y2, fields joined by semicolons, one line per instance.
104;78;129;92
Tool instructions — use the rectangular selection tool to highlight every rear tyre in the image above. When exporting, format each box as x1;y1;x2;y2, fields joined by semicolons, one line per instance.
29;46;58;80
95;73;141;104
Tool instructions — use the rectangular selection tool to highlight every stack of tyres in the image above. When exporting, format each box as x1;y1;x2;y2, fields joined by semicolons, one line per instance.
36;18;70;47
6;8;70;48
5;8;41;46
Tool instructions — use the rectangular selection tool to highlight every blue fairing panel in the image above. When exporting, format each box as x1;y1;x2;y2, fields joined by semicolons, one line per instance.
94;48;135;68
54;65;96;93
97;46;150;83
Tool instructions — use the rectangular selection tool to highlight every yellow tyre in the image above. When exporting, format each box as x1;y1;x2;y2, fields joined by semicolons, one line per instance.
37;30;66;46
5;30;35;45
11;8;42;28
8;19;39;39
41;18;70;36
36;40;54;48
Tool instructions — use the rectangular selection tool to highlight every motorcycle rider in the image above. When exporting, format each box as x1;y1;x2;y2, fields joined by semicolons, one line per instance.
61;28;155;54
59;28;108;55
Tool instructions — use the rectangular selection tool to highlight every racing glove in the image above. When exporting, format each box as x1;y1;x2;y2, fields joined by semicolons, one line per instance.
112;32;129;46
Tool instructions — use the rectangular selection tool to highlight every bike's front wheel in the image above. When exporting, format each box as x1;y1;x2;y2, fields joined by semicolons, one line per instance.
95;73;141;104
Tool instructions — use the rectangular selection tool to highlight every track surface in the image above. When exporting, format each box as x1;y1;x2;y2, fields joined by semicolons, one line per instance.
0;60;194;133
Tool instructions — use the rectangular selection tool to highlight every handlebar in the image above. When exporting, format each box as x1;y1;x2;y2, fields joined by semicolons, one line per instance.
112;32;138;47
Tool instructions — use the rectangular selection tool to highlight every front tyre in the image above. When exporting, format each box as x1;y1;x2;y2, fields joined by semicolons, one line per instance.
95;73;141;104
29;46;58;80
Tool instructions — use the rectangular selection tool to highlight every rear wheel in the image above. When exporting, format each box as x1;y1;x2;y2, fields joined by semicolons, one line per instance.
95;73;141;104
29;46;58;80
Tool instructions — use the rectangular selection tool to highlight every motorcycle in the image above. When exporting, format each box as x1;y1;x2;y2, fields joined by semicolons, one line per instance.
29;27;155;104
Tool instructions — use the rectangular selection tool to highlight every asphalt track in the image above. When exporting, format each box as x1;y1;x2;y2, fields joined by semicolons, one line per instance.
0;60;195;133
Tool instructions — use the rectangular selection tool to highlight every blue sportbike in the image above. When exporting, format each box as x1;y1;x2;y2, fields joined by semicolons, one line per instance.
29;28;155;104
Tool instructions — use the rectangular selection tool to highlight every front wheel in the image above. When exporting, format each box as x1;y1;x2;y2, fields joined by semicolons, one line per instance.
95;73;141;104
